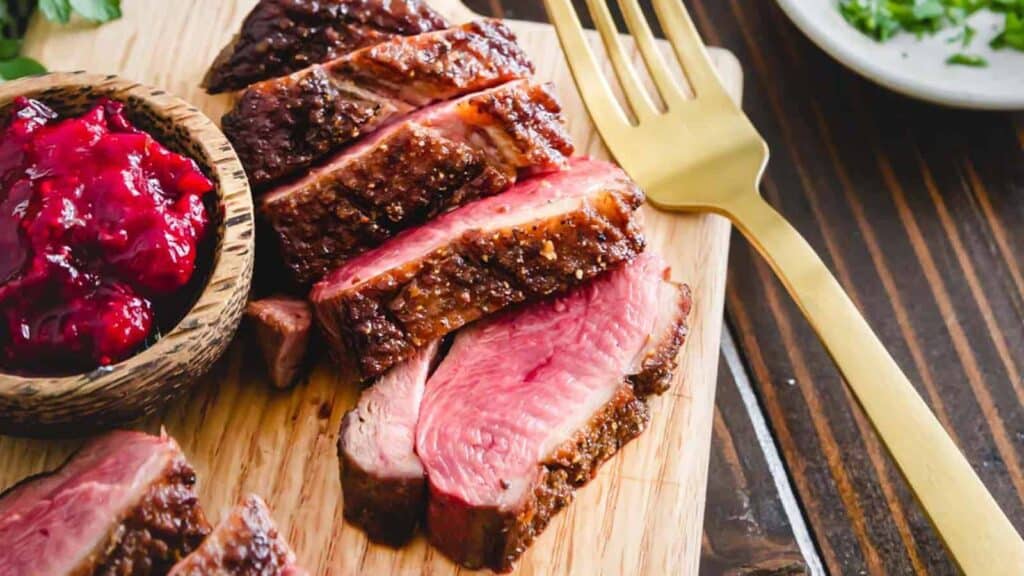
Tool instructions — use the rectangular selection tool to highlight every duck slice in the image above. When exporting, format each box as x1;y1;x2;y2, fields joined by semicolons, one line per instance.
263;80;574;286
310;158;645;380
223;19;534;186
338;341;439;546
0;430;210;576
203;0;448;93
416;252;692;572
169;494;305;576
246;296;314;389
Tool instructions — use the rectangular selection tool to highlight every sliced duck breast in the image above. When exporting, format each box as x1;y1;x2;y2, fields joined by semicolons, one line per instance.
169;494;305;576
310;158;645;380
204;0;448;93
223;19;534;185
0;430;210;576
338;341;439;546
246;296;314;389
416;252;692;572
263;79;575;286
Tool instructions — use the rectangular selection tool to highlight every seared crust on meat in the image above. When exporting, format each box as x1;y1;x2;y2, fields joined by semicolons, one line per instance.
631;283;692;396
203;0;448;93
262;125;509;287
471;82;574;168
425;282;692;572
338;417;427;547
223;20;534;186
337;342;438;546
262;82;575;287
313;185;645;379
427;387;649;572
94;458;211;575
222;69;384;188
168;495;298;576
337;19;532;94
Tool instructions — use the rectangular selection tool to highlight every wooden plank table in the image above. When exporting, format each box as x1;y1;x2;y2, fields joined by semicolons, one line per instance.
477;1;1024;574
709;2;1024;574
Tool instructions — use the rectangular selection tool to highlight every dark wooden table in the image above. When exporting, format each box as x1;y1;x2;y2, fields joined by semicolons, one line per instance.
469;1;1024;574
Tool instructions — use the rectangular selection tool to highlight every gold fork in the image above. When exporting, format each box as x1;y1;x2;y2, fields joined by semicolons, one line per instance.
543;0;1024;571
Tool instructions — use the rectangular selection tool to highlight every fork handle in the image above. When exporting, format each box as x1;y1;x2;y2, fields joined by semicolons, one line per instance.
729;194;1024;574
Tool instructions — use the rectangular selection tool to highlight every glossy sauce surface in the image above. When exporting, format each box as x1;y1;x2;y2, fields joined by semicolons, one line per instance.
0;98;212;371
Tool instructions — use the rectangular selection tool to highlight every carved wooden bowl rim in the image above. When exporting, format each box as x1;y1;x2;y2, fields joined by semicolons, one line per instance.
0;72;254;436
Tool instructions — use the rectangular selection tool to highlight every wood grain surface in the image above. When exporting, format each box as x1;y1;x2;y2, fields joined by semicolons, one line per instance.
702;351;809;575
0;2;743;574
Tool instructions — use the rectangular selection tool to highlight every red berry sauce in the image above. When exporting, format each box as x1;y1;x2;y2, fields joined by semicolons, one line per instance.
0;97;213;372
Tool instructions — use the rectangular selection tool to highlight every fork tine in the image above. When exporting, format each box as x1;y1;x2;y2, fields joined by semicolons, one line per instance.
583;0;658;120
543;0;632;136
651;0;727;100
616;0;688;109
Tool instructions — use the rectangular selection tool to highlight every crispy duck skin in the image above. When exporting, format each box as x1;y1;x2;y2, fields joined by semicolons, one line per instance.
262;80;575;287
310;158;646;380
203;0;448;93
222;19;534;186
168;494;306;576
335;254;690;563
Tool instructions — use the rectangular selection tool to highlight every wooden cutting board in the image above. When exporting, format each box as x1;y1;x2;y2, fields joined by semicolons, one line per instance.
0;1;742;574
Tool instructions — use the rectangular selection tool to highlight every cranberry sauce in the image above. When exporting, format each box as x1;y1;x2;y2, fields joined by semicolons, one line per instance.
0;97;213;372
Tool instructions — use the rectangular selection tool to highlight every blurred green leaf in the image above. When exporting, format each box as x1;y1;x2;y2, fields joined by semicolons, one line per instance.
39;0;72;23
0;56;46;80
0;39;21;60
0;0;123;83
69;0;121;23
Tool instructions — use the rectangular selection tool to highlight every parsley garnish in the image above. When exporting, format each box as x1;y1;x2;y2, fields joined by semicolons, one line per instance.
991;10;1024;49
0;0;121;81
839;0;1024;66
947;52;989;64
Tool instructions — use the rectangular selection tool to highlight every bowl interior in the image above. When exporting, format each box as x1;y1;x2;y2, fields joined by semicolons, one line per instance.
0;74;245;378
0;73;253;435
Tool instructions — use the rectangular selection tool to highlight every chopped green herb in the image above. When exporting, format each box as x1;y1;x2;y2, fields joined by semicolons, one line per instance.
913;1;946;21
41;0;121;24
963;23;978;44
992;11;1024;49
0;0;122;82
992;0;1024;10
839;0;902;41
839;0;1024;65
946;52;990;64
945;23;977;43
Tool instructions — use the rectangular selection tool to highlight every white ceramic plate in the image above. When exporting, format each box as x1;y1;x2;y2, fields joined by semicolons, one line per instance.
774;0;1024;110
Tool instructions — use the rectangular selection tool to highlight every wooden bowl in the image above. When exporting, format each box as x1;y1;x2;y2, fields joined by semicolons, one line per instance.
0;72;254;437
